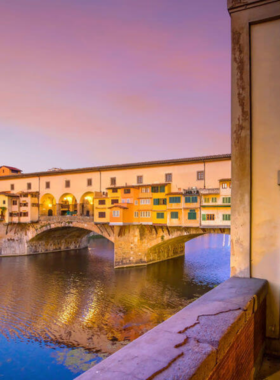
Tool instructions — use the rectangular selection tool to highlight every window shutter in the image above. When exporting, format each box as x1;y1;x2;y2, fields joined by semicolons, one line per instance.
202;214;206;221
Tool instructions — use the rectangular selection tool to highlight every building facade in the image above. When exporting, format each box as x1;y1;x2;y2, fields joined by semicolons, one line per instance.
0;154;231;227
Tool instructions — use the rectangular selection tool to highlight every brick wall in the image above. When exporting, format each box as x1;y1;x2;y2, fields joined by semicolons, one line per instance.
208;299;266;380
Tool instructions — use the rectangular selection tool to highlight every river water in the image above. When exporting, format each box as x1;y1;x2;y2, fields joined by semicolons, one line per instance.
0;234;230;379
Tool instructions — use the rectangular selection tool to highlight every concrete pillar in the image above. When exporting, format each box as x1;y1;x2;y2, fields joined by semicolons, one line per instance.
228;0;280;354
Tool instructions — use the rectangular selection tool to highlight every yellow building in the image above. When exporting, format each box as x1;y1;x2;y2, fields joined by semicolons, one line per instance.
182;189;200;227
93;195;110;223
151;183;171;225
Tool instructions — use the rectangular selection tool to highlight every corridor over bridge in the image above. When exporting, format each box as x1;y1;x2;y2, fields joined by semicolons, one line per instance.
0;154;231;266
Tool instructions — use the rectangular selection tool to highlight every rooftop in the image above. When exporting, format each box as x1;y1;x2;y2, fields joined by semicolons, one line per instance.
0;154;231;180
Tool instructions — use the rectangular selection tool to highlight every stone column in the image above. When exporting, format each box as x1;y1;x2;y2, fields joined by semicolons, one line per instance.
56;204;61;216
228;0;280;352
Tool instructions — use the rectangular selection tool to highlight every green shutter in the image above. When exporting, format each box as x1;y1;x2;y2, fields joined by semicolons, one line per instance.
192;196;198;203
171;212;179;219
188;210;197;220
202;214;206;221
160;186;165;193
186;196;191;203
153;199;159;205
157;212;164;219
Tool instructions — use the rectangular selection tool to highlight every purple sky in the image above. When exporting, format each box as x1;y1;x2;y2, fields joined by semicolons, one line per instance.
0;0;231;172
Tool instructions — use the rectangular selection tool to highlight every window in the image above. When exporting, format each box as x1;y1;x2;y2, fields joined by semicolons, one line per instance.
222;183;227;189
185;196;198;203
12;200;17;205
87;178;92;186
222;197;231;204
20;212;29;217
27;183;32;190
98;212;106;218
111;199;118;205
110;177;116;186
212;197;217;203
2;200;6;205
11;184;14;191
151;186;159;193
10;212;19;217
141;187;150;193
124;189;131;194
223;214;231;221
165;173;172;182
134;212;139;218
137;176;143;184
197;171;204;180
65;180;70;188
135;200;138;205
140;199;151;205
140;211;151;218
112;210;120;217
153;198;167;205
204;197;210;203
202;214;215;221
112;188;118;193
188;210;197;220
98;199;106;205
46;181;50;189
156;212;164;219
171;212;179;219
169;196;181;204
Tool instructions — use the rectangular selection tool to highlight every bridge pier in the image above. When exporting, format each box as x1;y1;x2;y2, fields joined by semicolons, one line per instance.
113;225;205;268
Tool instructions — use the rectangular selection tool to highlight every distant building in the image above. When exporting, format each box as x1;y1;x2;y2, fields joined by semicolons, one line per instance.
0;166;22;176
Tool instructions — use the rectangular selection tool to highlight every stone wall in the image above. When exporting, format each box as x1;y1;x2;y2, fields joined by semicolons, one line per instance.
75;277;267;380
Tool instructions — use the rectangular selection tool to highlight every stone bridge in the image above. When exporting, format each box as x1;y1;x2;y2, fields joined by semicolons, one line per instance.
0;216;230;268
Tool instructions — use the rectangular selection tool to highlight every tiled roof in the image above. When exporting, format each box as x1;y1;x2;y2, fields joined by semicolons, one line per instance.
0;166;22;172
0;154;231;180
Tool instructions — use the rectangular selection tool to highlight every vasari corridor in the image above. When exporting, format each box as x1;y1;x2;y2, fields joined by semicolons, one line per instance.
1;0;280;379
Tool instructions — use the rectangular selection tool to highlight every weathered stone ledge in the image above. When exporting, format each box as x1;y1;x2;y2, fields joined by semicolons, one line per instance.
76;277;268;380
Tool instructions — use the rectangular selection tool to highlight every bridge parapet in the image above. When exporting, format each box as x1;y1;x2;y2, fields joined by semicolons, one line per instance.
76;277;268;380
39;215;95;223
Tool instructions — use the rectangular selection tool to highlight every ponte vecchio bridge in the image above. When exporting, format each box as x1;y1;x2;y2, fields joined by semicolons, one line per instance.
0;154;231;267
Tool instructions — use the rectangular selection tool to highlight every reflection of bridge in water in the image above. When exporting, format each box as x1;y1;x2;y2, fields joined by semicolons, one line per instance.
1;215;230;268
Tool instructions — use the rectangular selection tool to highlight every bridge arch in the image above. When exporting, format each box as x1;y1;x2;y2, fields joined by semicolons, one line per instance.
58;193;78;216
40;193;57;216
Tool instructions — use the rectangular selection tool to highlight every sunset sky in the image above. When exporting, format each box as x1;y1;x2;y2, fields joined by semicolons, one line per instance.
0;0;231;173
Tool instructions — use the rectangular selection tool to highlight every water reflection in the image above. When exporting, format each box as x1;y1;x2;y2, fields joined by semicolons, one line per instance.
0;234;230;379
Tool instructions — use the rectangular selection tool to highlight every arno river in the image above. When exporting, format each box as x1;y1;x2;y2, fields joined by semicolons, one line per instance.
0;234;230;379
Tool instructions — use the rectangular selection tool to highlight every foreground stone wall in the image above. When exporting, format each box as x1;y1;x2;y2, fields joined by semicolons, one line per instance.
76;277;267;380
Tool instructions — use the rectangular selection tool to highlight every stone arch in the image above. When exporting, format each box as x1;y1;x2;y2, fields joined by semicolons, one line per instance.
79;192;95;217
29;220;115;243
40;193;57;216
58;193;78;216
146;230;230;264
27;226;93;254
